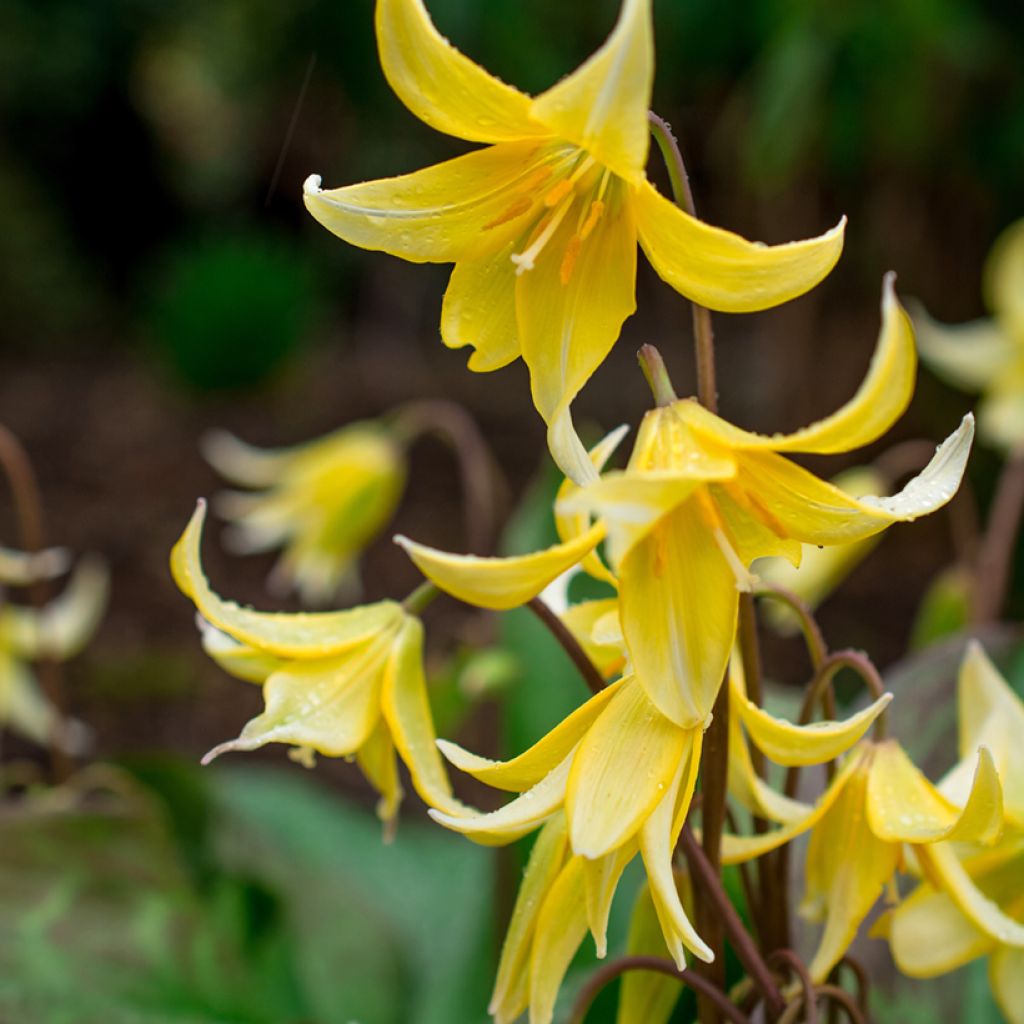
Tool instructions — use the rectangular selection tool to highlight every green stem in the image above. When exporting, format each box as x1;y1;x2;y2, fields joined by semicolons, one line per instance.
638;344;678;407
402;580;440;616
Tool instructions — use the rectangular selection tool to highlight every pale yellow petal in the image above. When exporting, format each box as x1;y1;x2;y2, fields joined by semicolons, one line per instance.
738;691;892;768
530;0;653;182
866;742;1003;846
979;387;1024;451
198;620;285;683
634;179;845;312
565;679;688;858
619;499;739;728
584;840;637;957
436;677;624;792
303;140;552;264
991;947;1024;1024
0;653;59;747
889;883;993;978
375;0;544;143
984;217;1024;337
528;856;590;1024
0;545;69;587
617;883;685;1024
356;715;404;827
381;617;463;815
912;304;1016;392
560;599;626;680
395;521;604;611
171;502;404;658
201;430;296;487
490;813;570;1024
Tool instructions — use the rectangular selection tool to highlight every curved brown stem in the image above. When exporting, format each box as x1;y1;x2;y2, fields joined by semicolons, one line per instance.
527;596;606;696
754;583;828;670
568;955;750;1024
973;449;1024;624
814;984;869;1024
392;399;504;556
769;950;819;1024
834;956;870;1012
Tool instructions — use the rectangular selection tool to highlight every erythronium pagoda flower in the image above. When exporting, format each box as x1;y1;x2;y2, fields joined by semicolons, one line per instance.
397;277;974;731
887;643;1024;1024
0;553;108;751
427;666;892;1022
720;731;1004;982
303;0;846;483
170;501;463;829
203;421;405;607
914;218;1024;450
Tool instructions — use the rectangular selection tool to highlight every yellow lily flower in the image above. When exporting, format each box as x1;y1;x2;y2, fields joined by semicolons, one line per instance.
303;0;846;482
914;217;1024;450
721;735;1004;982
887;643;1024;1023
203;422;405;607
0;554;109;750
400;278;973;729
170;501;462;827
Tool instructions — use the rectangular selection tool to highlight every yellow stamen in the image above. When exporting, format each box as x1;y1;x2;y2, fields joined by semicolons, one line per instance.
483;195;534;231
560;234;582;285
579;200;605;241
544;178;575;208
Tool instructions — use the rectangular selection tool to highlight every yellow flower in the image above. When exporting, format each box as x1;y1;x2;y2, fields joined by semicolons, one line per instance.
887;643;1024;1023
203;422;405;607
303;0;846;482
170;501;462;828
915;217;1024;450
0;553;108;750
398;278;973;730
721;733;1004;982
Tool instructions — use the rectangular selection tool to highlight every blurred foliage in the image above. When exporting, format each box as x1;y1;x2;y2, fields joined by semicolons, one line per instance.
146;234;319;391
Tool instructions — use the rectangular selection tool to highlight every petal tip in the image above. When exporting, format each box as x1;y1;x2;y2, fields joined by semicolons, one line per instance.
303;173;323;196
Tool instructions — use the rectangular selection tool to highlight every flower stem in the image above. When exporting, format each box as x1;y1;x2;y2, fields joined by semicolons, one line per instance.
527;596;606;696
638;343;678;407
648;111;717;413
568;955;751;1024
972;448;1024;623
402;580;440;615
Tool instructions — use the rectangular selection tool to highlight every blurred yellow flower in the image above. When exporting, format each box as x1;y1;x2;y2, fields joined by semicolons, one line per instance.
915;218;1024;450
304;0;845;483
203;422;405;607
171;502;462;829
0;553;108;751
887;643;1024;1023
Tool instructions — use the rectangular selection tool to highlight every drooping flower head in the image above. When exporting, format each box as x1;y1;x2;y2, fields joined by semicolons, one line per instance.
304;0;846;483
203;422;405;607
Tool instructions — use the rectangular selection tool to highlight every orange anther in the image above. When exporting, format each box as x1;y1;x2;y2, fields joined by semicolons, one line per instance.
483;195;534;231
560;234;582;285
579;200;605;240
544;178;575;207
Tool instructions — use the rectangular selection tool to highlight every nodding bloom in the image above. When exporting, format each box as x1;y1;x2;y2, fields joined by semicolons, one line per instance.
397;277;973;731
170;501;463;830
887;643;1024;1023
303;0;846;483
914;217;1024;451
0;551;108;751
203;422;405;607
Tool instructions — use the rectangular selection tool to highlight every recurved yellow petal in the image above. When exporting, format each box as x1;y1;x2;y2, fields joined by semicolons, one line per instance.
584;839;637;958
356;715;404;827
517;181;637;484
201;430;295;487
634;179;845;313
566;680;688;858
198;620;285;683
619;498;739;728
617;883;684;1024
436;677;624;792
991;947;1024;1024
640;732;712;967
867;742;1003;845
913;305;1016;392
201;637;390;763
490;813;570;1024
0;652;58;747
172;502;403;658
303;140;550;264
889;883;994;978
985;217;1024;338
737;691;892;768
429;749;572;845
916;842;1024;948
381;617;463;815
528;856;590;1024
561;599;626;679
0;545;69;587
395;521;605;610
530;0;653;182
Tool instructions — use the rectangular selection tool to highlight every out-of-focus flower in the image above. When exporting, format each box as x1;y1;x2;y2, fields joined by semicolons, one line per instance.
0;554;109;751
915;218;1024;450
887;643;1024;1024
722;729;1004;982
171;501;462;829
304;0;845;483
400;278;973;731
203;422;405;607
755;465;885;634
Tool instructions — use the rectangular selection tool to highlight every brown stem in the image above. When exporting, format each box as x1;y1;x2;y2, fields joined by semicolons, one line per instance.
834;956;870;1012
680;826;786;1018
754;583;827;670
0;423;69;781
392;399;504;555
526;596;605;696
769;950;819;1024
648;111;717;412
972;449;1024;624
814;984;870;1024
568;955;750;1024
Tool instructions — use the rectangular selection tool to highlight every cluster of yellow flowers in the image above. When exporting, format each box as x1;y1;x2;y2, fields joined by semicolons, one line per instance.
170;1;1024;1021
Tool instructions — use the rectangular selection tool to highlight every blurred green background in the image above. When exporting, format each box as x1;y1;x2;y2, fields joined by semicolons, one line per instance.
1;0;1023;1021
